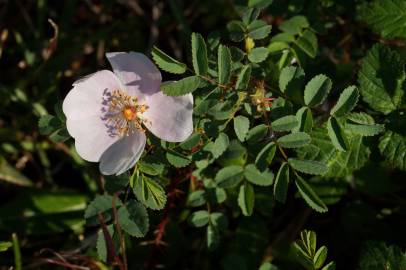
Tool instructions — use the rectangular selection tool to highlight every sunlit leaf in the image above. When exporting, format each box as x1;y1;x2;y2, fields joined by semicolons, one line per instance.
151;46;186;74
234;115;250;142
295;175;328;213
133;175;167;210
274;162;289;203
238;182;255;216
191;32;208;75
218;45;232;84
118;200;149;237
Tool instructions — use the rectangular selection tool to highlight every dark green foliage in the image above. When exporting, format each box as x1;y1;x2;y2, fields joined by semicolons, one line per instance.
3;0;406;269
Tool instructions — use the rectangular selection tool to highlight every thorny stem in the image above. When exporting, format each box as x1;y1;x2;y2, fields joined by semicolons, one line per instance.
112;193;128;270
97;213;119;266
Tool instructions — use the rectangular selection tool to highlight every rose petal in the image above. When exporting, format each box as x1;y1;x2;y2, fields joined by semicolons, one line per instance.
105;52;161;100
143;91;193;142
99;131;146;175
62;70;122;162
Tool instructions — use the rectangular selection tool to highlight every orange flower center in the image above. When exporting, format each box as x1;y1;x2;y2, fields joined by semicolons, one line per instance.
123;107;137;120
102;90;149;137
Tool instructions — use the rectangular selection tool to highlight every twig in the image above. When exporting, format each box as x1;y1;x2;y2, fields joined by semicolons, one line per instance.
97;213;117;264
112;193;127;270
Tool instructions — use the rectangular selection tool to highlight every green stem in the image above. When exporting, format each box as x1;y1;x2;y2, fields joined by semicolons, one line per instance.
277;144;301;178
12;233;22;270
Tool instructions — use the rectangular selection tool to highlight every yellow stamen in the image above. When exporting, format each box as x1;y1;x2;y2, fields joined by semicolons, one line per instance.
102;89;149;137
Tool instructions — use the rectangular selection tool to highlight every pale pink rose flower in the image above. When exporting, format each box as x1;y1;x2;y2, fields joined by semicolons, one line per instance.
63;52;193;175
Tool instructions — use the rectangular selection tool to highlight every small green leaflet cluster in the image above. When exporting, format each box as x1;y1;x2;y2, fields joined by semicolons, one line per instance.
38;103;70;143
270;15;318;66
292;230;336;270
85;168;167;262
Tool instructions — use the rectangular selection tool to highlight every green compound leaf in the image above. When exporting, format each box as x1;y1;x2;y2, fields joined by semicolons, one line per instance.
117;200;149;237
49;127;70;143
274;163;289;203
294;107;313;133
321;262;336;270
379;131;406;171
166;151;191;168
191;32;208;75
242;8;260;25
247;20;272;40
314;246;328;269
360;0;406;39
151;46;186;74
215;165;244;188
180;133;202;150
188;210;209;227
279;66;305;103
271;115;299;132
279;15;309;35
38;114;69;142
288;158;328;175
84;195;122;226
295;175;328;213
234;115;250;142
246;124;268;144
211;132;230;159
161;76;205;96
277;132;311;148
347;112;376;125
236;65;252;90
294;29;318;58
138;161;159;176
227;20;246;42
187;190;207;207
345;122;385;137
330;86;359;117
216;140;247;167
230;46;245;62
304;74;332;107
327;117;348;151
218;45;232;85
238;182;255;216
358;44;405;114
248;47;269;63
297;128;371;178
38;114;62;135
210;212;228;231
244;164;274;186
206;187;227;205
133;175;167;210
255;142;276;171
